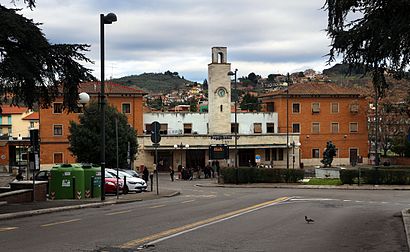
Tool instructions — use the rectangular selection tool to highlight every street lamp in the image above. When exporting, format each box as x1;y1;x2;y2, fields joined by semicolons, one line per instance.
100;12;117;201
285;73;290;182
289;141;301;169
228;69;238;184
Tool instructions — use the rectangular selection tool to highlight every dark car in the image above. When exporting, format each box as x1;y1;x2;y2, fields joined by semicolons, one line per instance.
33;170;51;181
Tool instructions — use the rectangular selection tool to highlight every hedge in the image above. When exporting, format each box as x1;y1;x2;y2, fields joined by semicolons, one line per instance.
340;167;410;185
220;167;304;184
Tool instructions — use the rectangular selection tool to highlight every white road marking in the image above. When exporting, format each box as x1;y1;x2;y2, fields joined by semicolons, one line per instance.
0;227;18;232
106;210;132;216
181;200;195;204
41;218;81;227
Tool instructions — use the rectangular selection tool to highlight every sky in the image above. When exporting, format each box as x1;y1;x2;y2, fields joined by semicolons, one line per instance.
7;0;336;83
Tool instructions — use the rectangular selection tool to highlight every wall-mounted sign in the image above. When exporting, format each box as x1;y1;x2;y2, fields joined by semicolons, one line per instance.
209;144;229;160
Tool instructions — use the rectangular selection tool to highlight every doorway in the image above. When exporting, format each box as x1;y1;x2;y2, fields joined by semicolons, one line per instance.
238;149;256;167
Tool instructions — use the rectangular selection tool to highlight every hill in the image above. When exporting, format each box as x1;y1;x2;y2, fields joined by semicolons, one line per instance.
112;72;198;93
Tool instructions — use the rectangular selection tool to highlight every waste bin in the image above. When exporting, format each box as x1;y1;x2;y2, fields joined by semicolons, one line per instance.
80;163;101;198
49;164;85;200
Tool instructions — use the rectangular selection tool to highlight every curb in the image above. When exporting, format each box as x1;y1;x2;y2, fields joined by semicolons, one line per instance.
0;191;180;221
195;183;410;190
402;209;410;251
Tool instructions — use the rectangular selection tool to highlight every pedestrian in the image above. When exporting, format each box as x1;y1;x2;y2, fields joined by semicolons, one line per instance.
15;170;24;181
169;165;174;181
142;165;149;182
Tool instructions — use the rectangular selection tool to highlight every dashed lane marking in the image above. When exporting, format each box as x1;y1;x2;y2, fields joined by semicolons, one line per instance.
181;200;195;204
106;210;132;216
41;218;81;227
0;227;18;232
149;204;166;209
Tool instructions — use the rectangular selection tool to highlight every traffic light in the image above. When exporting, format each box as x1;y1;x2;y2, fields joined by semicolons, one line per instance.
150;121;161;144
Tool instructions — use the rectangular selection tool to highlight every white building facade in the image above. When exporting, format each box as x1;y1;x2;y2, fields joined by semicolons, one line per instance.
135;47;300;172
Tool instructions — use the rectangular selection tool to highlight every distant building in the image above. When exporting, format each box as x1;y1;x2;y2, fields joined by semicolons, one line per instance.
135;47;295;171
260;82;369;166
0;106;39;172
39;82;146;168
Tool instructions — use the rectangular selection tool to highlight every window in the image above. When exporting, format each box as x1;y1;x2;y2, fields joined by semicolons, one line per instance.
312;148;320;158
349;122;358;133
0;115;2;125
220;105;223;112
265;149;271;161
53;125;63;136
254;123;262;133
267;102;274;112
292;103;300;113
144;124;152;134
292;123;300;133
53;102;63;114
8;126;12;135
231;123;238;134
184;123;192;134
266;123;275;133
331;122;339;133
30;121;35;129
53;153;63;164
160;124;168;135
312;122;320;133
331;103;339;113
122;103;131;114
7;115;11;124
350;103;359;113
278;149;284;161
312;102;320;113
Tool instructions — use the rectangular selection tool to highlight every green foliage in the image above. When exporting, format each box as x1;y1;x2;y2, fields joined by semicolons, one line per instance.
325;0;410;96
305;178;342;186
240;93;261;112
68;102;138;168
340;167;410;185
0;4;94;111
113;73;197;93
220;167;304;184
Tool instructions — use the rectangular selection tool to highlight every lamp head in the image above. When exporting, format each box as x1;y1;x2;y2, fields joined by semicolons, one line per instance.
103;13;117;24
78;92;90;106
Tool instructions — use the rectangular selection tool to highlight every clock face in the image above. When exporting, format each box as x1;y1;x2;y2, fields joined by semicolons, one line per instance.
217;88;226;97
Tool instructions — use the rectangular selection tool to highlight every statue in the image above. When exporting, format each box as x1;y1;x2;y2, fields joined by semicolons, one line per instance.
321;141;336;167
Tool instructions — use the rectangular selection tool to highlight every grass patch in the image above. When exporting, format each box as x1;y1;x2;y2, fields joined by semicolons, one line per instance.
304;178;342;186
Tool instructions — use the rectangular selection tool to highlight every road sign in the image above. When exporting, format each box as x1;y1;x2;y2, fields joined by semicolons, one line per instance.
209;144;229;160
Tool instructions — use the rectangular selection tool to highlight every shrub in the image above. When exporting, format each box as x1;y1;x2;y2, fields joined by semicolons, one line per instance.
340;167;410;185
220;167;304;184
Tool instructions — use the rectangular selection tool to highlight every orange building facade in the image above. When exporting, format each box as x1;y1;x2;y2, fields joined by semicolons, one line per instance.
39;82;146;169
260;82;369;167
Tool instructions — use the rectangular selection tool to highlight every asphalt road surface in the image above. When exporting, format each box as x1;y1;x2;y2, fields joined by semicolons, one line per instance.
0;176;408;251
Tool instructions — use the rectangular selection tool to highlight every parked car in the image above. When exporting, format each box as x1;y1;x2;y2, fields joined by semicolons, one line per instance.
106;168;147;193
104;171;124;194
120;169;140;178
33;170;51;181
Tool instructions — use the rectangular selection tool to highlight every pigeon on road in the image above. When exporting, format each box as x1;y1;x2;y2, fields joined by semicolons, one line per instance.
305;216;314;224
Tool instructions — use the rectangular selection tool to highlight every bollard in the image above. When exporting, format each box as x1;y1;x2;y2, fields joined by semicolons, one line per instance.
150;173;154;192
123;176;127;194
91;176;94;198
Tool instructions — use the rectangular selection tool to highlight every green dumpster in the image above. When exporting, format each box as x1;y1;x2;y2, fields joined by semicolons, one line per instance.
80;163;101;198
49;164;85;200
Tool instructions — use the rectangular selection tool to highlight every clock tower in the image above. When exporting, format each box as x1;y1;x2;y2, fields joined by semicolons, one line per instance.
208;47;232;135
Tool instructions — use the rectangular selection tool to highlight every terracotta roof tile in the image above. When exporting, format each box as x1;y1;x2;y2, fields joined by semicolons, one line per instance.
260;82;361;97
78;81;147;95
22;112;39;120
0;106;29;114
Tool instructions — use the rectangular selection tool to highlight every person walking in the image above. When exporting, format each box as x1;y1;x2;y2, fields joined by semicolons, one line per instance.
169;165;174;181
142;165;149;183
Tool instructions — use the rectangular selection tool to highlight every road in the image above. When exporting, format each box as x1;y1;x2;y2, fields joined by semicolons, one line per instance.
0;175;408;251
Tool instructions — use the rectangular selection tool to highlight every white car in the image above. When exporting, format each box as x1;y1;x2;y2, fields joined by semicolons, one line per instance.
106;168;147;193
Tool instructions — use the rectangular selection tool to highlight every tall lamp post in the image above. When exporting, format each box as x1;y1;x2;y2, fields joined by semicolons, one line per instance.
228;69;238;183
290;141;301;169
100;12;117;201
285;73;290;182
